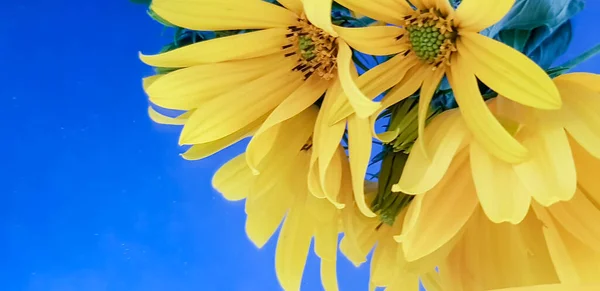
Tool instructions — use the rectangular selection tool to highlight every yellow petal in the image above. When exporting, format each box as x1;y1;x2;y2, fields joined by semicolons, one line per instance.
371;64;430;141
400;157;478;261
314;220;339;263
275;200;314;291
420;270;443;291
140;30;291;68
470;141;530;224
337;40;381;119
330;54;420;123
548;188;600;253
339;218;378;266
143;74;162;90
394;110;468;194
534;203;600;285
444;209;560;290
320;257;339;291
246;75;329;171
246;152;307;247
370;240;398;286
489;284;600;291
571;136;600;197
335;25;407;56
448;53;528;164
416;67;446;156
556;79;600;159
144;55;285;110
380;63;429;110
408;0;427;10
151;0;297;31
249;109;317;197
211;154;253;201
315;220;340;291
555;72;600;92
458;32;561;109
254;75;329;138
319;149;345;208
513;126;576;206
245;183;290;248
181;114;265;160
455;0;515;32
347;114;377;217
179;63;302;144
308;159;327;199
147;106;194;125
303;0;337;37
278;0;304;15
314;79;347;190
334;0;410;26
386;270;420;291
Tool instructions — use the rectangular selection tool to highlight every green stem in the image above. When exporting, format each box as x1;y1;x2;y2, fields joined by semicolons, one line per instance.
547;43;600;77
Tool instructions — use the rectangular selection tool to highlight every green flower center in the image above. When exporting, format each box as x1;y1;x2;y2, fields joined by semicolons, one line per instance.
401;10;457;67
298;36;317;61
407;24;455;63
283;15;338;81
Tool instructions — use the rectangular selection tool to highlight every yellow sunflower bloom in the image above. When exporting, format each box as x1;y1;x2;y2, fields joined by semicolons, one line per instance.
393;73;600;224
339;185;565;291
211;106;353;291
396;140;600;286
140;0;392;162
390;74;600;287
329;0;561;163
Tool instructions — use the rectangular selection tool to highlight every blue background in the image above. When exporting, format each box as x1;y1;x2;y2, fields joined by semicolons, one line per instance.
2;1;599;291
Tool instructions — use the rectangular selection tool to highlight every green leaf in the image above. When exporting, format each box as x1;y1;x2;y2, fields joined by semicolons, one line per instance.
483;0;585;69
527;21;573;69
483;0;585;36
498;29;531;52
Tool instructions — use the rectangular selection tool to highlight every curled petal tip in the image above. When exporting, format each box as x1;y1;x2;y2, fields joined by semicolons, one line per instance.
393;234;405;243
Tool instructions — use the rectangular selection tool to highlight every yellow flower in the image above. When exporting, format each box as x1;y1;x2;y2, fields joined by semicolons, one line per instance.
211;106;353;291
140;0;388;161
342;184;598;291
339;186;564;291
329;0;561;163
390;74;600;288
396;144;600;289
393;73;600;224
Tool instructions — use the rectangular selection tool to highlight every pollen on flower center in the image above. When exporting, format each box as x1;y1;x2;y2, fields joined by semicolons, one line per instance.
402;9;457;67
283;16;338;81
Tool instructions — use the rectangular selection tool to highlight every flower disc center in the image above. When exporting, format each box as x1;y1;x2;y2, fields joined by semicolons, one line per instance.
408;24;454;63
403;10;457;67
284;16;338;80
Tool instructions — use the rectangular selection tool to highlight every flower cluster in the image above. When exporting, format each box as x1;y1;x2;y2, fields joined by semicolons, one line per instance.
138;0;600;290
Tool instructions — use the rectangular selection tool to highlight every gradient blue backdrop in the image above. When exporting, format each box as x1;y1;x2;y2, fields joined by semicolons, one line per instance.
2;1;600;291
